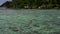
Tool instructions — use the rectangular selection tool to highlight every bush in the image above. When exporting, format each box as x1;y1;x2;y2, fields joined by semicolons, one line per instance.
47;4;55;9
56;4;60;7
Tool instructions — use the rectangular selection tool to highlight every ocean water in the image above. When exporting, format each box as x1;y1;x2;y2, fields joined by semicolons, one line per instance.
0;9;60;34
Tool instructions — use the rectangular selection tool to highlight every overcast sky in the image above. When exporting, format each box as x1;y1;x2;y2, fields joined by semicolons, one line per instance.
0;0;12;5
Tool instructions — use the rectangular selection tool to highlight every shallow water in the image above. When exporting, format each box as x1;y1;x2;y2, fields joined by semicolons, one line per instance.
0;9;60;34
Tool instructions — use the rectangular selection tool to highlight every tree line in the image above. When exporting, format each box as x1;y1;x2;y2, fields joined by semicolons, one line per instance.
11;0;60;9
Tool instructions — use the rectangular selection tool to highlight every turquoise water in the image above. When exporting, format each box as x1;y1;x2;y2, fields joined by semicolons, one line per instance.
0;9;60;34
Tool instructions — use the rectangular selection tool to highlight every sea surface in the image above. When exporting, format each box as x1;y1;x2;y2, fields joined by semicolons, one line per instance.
0;9;60;34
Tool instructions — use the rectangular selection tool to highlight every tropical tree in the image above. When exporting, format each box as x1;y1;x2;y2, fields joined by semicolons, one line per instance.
12;0;60;8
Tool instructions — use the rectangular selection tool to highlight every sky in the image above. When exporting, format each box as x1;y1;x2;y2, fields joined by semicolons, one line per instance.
0;0;12;5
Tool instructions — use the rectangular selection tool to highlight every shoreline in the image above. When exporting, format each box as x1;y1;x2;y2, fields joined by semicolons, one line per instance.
0;7;60;10
6;8;60;10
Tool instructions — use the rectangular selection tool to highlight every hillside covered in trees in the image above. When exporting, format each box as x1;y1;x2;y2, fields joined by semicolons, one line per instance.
11;0;60;9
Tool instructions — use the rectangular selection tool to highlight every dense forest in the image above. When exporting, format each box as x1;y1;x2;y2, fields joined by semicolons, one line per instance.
11;0;60;9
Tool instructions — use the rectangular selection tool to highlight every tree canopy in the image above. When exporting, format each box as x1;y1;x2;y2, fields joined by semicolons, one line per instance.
12;0;60;9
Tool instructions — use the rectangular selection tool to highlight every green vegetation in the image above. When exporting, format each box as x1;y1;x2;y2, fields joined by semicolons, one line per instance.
11;0;60;9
